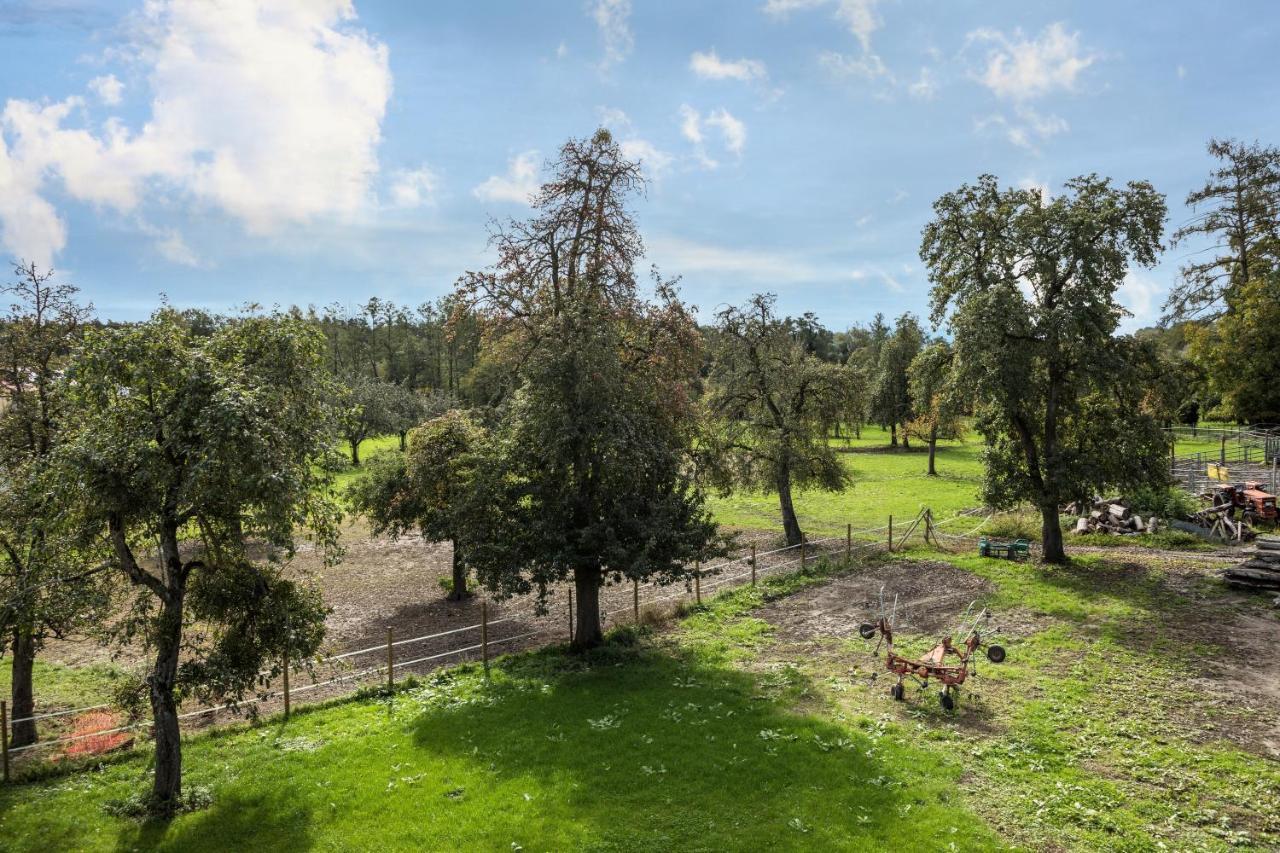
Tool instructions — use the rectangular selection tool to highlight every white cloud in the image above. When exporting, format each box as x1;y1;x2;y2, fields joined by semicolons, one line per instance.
473;151;540;205
591;0;632;72
762;0;826;15
854;214;872;227
390;166;439;208
137;221;201;267
968;22;1095;101
647;235;819;282
833;0;881;52
1176;64;1186;79
907;67;937;100
819;50;889;81
556;41;569;59
689;49;767;83
1118;269;1162;330
978;106;1069;151
679;105;745;167
706;109;746;157
0;0;393;265
597;107;673;177
88;74;124;105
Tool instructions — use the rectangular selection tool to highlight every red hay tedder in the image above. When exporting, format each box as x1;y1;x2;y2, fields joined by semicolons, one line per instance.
859;598;1005;711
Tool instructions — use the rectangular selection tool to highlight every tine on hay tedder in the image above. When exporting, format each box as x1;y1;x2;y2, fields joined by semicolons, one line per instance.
859;590;1006;711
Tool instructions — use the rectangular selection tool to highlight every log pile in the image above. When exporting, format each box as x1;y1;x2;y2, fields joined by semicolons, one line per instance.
1221;537;1280;592
1065;497;1160;536
1192;503;1256;543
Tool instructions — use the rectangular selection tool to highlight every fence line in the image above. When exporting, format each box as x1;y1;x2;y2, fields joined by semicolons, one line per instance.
1;516;926;766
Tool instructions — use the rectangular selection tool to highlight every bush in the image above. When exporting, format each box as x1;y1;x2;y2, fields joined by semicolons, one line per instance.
1129;486;1198;521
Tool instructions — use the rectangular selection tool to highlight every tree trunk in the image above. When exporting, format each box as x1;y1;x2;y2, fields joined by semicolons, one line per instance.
902;430;911;450
889;423;897;447
447;547;469;601
10;625;37;747
148;590;185;814
349;438;361;466
398;430;408;452
927;425;938;476
571;564;603;650
777;467;803;546
1040;504;1066;564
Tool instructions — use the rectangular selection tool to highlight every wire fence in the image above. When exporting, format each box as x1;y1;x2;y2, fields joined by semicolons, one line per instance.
3;519;943;773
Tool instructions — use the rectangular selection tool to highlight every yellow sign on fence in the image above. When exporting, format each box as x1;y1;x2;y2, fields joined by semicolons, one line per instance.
1207;463;1230;482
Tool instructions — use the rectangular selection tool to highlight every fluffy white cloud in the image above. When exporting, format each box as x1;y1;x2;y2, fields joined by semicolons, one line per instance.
968;22;1095;101
0;0;393;266
88;74;124;105
765;0;881;50
597;107;673;177
907;67;937;100
706;109;746;157
1118;269;1162;330
977;106;1069;151
678;105;745;167
591;0;632;72
390;166;439;208
473;151;540;205
689;49;767;82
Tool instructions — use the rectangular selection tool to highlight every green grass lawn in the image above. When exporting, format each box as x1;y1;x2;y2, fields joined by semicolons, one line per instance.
329;434;402;497
2;548;1274;851
709;426;986;537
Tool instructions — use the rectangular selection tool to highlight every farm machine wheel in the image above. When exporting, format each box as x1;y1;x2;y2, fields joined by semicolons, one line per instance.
890;682;905;701
859;623;877;640
940;690;955;711
986;645;1006;663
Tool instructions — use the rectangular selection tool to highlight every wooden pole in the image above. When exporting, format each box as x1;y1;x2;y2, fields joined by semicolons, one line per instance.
481;600;490;678
694;561;701;605
282;643;290;719
386;627;394;691
633;579;640;624
846;523;852;561
888;515;894;552
750;543;757;585
568;590;574;644
2;700;10;783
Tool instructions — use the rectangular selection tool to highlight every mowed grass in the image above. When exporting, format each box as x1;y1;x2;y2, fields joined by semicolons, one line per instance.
0;572;1002;851
709;426;985;537
329;434;401;497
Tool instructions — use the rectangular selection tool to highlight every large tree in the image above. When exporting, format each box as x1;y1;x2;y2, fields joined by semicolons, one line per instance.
338;372;400;465
921;174;1170;563
1166;138;1280;321
0;263;108;748
56;309;337;815
907;340;964;476
456;129;720;648
707;294;856;546
869;313;924;448
348;409;487;601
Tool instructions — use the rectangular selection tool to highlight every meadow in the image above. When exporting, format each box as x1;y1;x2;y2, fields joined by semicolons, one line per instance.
0;543;1273;851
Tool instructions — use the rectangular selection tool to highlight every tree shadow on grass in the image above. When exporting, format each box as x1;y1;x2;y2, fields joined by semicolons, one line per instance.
405;641;1000;851
112;788;315;852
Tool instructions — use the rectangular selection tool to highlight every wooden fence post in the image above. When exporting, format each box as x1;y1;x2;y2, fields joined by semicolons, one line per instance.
1;700;9;783
846;523;852;561
282;643;290;719
888;515;894;552
751;543;757;585
694;561;701;605
481;600;490;678
386;627;394;691
633;579;640;624
568;590;574;644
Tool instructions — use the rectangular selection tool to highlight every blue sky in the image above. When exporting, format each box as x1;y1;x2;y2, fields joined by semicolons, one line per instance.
1;1;1277;331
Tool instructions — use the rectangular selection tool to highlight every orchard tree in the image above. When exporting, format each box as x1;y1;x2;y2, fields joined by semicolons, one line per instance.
906;340;964;476
707;294;856;546
0;262;109;747
57;309;338;815
348;409;487;600
339;373;399;465
869;314;924;448
456;129;720;648
1189;279;1280;422
921;174;1170;563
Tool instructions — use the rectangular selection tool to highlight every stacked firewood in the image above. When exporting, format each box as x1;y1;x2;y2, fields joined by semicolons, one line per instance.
1221;537;1280;592
1065;497;1160;536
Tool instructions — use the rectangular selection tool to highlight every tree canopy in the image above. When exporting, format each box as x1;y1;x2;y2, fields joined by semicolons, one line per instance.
921;174;1170;563
55;309;339;814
